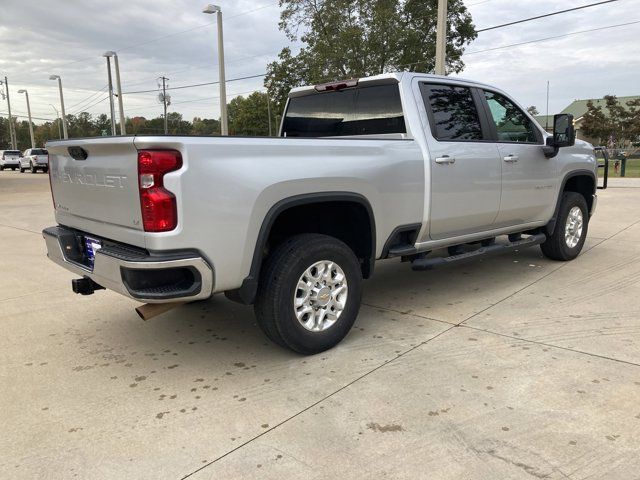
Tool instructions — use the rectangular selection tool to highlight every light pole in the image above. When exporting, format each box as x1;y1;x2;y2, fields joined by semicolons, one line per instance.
103;53;117;136
17;89;35;148
104;51;126;135
0;77;17;149
434;0;448;75
203;4;228;135
50;104;62;139
49;75;68;139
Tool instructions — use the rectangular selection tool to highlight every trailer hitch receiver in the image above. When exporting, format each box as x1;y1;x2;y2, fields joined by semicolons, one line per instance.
72;277;105;295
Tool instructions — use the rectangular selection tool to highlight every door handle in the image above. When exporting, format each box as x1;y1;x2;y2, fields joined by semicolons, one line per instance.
503;155;519;163
435;155;456;164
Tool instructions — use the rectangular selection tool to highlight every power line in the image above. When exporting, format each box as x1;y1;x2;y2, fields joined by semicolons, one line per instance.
122;73;266;95
477;0;622;33
466;19;640;55
68;95;109;115
1;112;56;122
65;85;109;112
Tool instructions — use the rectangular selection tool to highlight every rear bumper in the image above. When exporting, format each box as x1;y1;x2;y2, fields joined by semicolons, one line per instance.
43;225;214;303
1;160;19;166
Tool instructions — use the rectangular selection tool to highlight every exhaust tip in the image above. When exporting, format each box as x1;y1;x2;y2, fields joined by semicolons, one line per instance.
135;302;187;321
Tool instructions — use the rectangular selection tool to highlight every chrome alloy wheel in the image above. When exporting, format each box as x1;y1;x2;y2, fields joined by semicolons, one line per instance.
294;260;348;332
565;206;584;248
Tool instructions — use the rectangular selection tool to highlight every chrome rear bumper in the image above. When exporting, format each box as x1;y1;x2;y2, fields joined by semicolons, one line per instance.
43;226;214;303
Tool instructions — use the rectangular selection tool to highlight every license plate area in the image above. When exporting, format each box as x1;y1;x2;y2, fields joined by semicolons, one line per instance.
83;236;102;270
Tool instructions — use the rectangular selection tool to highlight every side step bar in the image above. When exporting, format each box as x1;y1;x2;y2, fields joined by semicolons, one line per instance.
411;233;546;271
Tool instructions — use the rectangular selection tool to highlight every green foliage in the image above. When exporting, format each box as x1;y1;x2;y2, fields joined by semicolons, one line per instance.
228;91;276;136
265;0;476;111
581;95;640;146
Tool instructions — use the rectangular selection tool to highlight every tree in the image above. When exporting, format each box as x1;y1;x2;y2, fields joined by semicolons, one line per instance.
228;92;274;136
526;106;539;116
265;0;477;111
581;95;640;147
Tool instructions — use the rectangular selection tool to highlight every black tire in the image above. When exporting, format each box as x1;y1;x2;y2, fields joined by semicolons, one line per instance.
0;166;4;171
540;192;588;261
30;163;36;174
19;166;24;173
254;233;363;354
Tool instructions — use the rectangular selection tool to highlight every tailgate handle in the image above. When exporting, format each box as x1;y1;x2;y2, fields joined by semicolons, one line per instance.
68;146;88;161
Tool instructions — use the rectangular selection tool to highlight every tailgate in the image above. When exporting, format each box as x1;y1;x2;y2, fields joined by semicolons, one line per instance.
48;137;143;231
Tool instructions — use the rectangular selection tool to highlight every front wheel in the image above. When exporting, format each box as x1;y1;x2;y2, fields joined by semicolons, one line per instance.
541;192;588;261
254;234;363;354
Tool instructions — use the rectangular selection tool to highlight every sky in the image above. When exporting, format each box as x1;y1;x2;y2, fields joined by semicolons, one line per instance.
0;0;639;125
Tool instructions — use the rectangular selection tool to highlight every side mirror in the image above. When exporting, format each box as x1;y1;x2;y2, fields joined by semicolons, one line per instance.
552;113;576;148
543;113;575;157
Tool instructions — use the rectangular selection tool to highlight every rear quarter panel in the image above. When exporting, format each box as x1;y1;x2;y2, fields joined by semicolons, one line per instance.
133;136;424;292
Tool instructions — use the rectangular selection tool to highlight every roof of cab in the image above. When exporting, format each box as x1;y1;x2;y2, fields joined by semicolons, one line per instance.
287;71;495;97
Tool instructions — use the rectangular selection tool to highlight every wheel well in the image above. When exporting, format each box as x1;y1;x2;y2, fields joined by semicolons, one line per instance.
227;195;376;305
266;200;374;278
563;174;595;212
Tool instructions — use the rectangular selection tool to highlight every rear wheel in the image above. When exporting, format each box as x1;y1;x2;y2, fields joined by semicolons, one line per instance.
254;234;362;354
0;166;4;171
30;163;36;174
541;192;588;261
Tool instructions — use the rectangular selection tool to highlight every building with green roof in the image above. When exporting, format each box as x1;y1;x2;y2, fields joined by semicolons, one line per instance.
534;95;640;146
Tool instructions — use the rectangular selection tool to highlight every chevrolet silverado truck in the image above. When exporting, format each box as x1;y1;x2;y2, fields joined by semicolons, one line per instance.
43;72;597;354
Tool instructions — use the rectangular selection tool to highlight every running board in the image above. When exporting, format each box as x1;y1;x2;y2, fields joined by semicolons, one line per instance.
411;233;546;271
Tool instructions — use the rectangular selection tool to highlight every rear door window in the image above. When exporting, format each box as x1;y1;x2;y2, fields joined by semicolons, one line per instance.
282;84;406;137
421;84;485;141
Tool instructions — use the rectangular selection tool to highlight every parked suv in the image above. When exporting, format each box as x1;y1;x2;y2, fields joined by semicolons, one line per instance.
20;148;49;173
0;150;22;171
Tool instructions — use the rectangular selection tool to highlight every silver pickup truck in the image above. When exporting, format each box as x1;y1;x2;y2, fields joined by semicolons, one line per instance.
43;72;597;354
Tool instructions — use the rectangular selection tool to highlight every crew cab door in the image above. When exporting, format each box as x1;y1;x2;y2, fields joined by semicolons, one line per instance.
479;89;558;226
419;82;501;240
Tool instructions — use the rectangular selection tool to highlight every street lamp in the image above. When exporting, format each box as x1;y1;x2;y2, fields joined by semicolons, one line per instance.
17;89;35;148
102;52;117;135
203;4;228;135
50;104;62;139
103;51;126;135
49;75;68;139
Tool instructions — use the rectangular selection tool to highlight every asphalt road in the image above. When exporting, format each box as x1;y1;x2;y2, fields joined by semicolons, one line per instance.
1;171;639;479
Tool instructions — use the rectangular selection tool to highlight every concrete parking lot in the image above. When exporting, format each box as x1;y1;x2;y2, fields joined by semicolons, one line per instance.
1;171;639;479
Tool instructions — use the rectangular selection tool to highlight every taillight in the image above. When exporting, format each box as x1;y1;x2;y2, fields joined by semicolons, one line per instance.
137;149;182;232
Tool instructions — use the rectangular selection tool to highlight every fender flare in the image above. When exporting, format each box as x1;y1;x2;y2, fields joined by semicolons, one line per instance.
546;169;596;236
229;192;376;305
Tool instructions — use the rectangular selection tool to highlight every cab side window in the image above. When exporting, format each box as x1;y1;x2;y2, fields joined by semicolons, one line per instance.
483;91;540;144
421;84;484;141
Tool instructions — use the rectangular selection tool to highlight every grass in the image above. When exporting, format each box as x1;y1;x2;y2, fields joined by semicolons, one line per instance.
606;158;640;178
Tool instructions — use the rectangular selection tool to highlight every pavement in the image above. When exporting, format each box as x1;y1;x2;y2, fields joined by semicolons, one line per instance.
1;171;639;480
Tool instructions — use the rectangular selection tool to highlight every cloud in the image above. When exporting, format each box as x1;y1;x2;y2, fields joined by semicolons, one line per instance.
0;0;637;123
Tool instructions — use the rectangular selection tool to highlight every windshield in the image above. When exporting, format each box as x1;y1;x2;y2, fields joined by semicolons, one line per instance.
4;150;20;156
282;83;406;137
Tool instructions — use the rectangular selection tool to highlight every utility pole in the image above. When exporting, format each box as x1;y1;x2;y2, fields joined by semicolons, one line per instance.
105;51;126;135
104;54;117;135
160;76;169;134
17;89;35;148
1;77;17;149
434;0;448;75
545;81;550;131
50;104;62;139
266;94;272;136
203;5;228;135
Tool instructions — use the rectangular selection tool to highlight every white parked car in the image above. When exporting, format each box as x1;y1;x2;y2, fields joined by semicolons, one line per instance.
0;150;22;171
19;148;49;173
